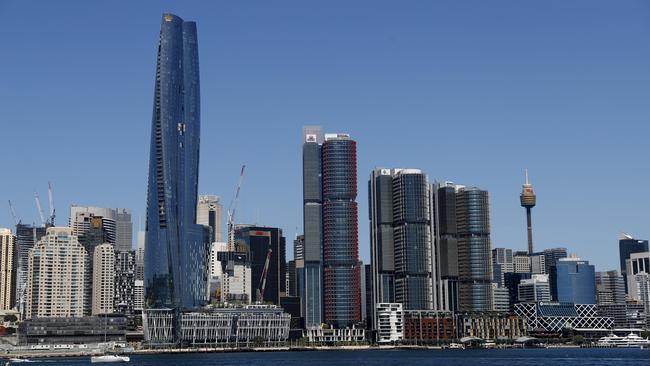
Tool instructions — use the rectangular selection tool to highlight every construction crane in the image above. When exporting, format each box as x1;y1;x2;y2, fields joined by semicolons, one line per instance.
8;200;19;226
48;181;56;226
33;191;46;227
256;248;273;303
226;164;246;252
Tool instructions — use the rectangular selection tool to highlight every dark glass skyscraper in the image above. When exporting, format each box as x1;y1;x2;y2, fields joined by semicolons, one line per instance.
301;127;361;328
455;187;493;312
618;234;649;294
431;182;460;312
301;126;323;327
322;133;361;328
369;168;433;330
144;14;208;311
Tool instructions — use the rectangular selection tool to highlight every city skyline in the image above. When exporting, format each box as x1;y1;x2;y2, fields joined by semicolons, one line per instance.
3;1;650;272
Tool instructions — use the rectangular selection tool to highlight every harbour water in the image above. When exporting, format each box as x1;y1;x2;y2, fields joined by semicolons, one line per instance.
3;348;650;366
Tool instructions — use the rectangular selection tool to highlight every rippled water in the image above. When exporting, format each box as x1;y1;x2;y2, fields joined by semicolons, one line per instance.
5;348;650;366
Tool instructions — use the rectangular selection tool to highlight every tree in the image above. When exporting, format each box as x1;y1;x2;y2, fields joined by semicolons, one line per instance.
572;335;585;345
252;336;265;348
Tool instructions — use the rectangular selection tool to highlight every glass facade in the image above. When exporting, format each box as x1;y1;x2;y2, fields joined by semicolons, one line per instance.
553;258;596;304
234;226;286;305
392;172;432;310
322;136;361;328
301;127;323;327
145;14;209;311
456;188;493;312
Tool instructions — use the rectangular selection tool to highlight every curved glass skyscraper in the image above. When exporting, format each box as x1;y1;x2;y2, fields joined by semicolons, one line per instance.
144;14;208;311
456;187;493;312
322;134;361;328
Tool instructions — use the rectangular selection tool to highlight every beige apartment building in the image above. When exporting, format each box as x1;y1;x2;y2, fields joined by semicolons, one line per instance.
26;227;88;318
0;228;16;310
92;243;115;315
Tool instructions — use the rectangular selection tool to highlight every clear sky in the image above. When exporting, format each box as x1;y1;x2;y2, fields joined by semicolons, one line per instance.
1;1;649;271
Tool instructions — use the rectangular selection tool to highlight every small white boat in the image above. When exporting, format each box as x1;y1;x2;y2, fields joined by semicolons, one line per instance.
90;355;130;363
448;343;465;349
9;358;34;363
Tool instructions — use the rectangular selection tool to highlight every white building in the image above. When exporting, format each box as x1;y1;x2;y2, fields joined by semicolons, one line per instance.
209;242;228;278
376;303;403;343
492;284;510;312
303;325;366;344
92;243;115;315
197;195;223;243
518;274;551;302
220;252;252;303
134;280;144;311
26;227;88;318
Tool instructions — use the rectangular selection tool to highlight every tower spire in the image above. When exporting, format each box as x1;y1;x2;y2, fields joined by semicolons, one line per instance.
520;169;537;255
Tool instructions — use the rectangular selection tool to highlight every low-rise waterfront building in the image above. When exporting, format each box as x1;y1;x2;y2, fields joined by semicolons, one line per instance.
457;312;527;340
403;310;456;343
375;303;403;343
18;315;127;345
514;302;613;335
143;305;290;346
303;326;366;344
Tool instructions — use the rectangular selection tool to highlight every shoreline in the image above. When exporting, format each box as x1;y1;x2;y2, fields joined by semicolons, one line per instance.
1;344;626;359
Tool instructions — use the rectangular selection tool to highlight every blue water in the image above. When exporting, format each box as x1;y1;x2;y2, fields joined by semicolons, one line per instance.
5;349;650;365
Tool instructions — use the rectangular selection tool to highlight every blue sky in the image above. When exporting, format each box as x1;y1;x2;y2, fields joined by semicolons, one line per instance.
1;1;649;271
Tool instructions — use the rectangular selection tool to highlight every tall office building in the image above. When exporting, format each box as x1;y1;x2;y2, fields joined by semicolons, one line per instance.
26;227;88;318
504;272;531;309
197;195;223;243
492;248;514;286
135;233;145;282
542;247;567;274
431;182;460;312
234;226;287;304
431;182;493;312
519;170;536;255
456;187;493;312
551;257;596;304
619;234;649;294
69;206;133;252
513;251;531;274
322;133;361;328
293;235;305;314
144;13;209;311
529;253;546;275
492;284;510;312
595;270;626;305
517;274;551;303
92;243;115;315
364;263;373;329
369;168;433;330
0;229;16;310
14;223;46;315
301;126;323;327
114;251;137;314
